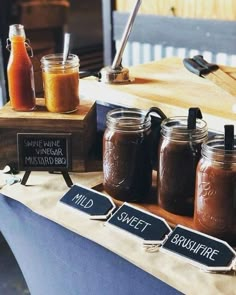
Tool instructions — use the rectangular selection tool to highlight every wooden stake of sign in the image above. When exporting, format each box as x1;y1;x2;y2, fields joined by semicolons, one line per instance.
21;170;73;187
21;171;31;186
17;133;73;187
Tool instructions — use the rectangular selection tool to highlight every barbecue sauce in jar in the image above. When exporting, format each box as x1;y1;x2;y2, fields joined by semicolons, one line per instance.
194;135;236;244
158;115;208;216
103;108;153;202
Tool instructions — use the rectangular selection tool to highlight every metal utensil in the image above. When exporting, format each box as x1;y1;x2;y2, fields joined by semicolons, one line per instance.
63;33;71;64
98;0;142;83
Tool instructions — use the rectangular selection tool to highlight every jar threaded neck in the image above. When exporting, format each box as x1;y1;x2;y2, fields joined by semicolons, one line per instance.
161;116;208;142
106;108;151;132
202;136;236;164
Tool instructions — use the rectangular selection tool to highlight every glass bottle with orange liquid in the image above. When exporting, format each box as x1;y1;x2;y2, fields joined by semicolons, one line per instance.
7;24;36;111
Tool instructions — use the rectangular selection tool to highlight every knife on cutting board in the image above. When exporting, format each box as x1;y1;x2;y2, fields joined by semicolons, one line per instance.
183;55;236;97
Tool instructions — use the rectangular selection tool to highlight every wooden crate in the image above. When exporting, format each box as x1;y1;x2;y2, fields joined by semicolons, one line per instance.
0;98;97;172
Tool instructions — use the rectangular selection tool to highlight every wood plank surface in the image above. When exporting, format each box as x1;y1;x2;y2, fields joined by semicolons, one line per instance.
80;58;236;133
93;179;193;231
0;98;95;129
116;0;236;21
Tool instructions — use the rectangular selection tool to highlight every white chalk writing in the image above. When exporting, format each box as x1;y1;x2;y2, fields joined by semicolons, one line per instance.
170;234;220;261
117;211;151;232
72;194;93;209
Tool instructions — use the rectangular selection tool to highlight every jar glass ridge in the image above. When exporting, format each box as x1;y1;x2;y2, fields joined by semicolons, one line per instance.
106;108;151;131
158;116;208;216
161;116;208;141
103;108;153;202
194;136;236;243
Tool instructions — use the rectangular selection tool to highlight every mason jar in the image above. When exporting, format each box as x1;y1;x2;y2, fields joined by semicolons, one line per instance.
194;136;236;244
158;116;208;216
41;53;79;113
103;108;153;202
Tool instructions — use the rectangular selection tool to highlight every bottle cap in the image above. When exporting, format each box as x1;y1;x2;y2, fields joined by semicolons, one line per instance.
9;24;25;39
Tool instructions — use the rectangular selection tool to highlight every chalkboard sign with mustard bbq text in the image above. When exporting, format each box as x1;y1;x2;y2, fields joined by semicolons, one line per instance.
17;133;72;187
161;225;236;272
17;133;72;171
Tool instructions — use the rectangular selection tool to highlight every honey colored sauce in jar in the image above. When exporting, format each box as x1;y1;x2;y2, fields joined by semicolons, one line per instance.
41;54;79;113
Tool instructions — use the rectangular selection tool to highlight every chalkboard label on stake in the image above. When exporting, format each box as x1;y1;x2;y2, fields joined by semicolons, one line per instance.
161;225;236;272
17;133;72;171
59;184;116;220
17;133;73;187
106;203;171;245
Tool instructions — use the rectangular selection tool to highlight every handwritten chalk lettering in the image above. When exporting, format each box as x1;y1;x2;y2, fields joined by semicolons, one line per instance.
72;194;94;209
171;234;220;261
60;185;116;218
54;157;67;165
24;139;43;148
18;133;72;172
43;140;61;148
117;211;151;232
24;157;67;166
23;139;61;149
35;148;63;156
24;156;54;166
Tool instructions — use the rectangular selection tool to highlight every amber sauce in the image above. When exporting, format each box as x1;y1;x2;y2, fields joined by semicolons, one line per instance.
7;35;36;111
43;70;79;113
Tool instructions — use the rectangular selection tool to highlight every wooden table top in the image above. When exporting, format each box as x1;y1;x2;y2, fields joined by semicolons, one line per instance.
80;57;236;132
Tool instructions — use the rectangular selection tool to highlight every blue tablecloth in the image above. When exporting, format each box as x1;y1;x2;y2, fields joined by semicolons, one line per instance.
0;193;181;295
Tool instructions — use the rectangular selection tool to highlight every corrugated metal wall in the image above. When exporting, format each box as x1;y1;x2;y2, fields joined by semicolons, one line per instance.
117;40;236;67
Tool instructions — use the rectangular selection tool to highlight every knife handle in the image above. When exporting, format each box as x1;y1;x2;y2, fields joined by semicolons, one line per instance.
183;58;211;77
193;55;219;72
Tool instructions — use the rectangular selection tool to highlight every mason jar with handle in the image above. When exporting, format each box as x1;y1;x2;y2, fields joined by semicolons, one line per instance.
158;108;208;216
194;127;236;244
103;107;167;202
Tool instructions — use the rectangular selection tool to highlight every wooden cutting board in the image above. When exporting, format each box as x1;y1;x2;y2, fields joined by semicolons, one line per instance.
80;57;236;132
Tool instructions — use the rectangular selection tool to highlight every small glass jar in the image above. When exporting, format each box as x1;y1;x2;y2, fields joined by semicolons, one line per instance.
103;108;153;202
158;117;208;216
41;53;79;113
194;137;236;244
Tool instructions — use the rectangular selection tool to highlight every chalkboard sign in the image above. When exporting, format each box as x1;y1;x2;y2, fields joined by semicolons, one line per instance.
106;203;171;245
59;184;116;220
17;133;72;171
161;225;236;272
